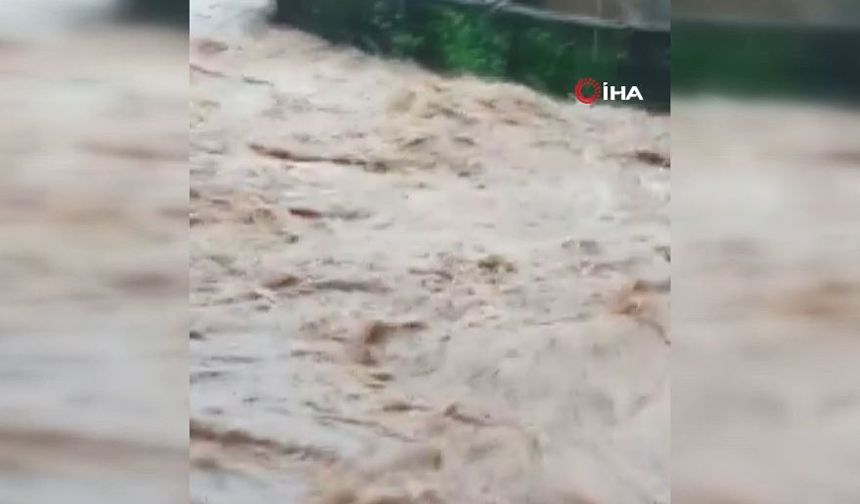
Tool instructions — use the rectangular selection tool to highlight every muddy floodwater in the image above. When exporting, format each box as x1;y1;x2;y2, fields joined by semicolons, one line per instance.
190;0;670;502
1;10;187;503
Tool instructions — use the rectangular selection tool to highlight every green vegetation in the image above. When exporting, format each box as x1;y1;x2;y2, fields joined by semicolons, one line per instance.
274;0;669;110
673;20;860;103
432;9;510;75
122;0;188;23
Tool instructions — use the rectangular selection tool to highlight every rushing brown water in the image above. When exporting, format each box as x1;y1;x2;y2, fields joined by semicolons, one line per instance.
3;2;856;503
0;11;188;503
672;100;860;503
190;0;669;502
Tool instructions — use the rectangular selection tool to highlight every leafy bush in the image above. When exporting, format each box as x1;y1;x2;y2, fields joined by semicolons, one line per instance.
431;10;510;76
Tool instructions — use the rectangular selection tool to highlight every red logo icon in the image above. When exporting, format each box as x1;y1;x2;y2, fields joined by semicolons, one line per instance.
574;78;601;105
